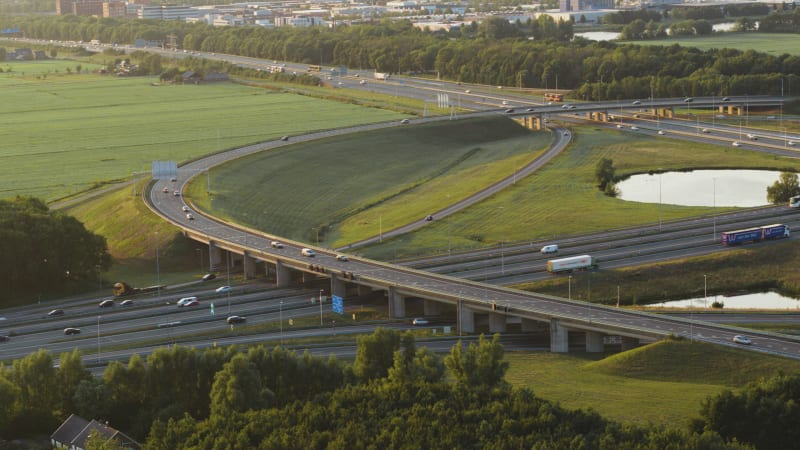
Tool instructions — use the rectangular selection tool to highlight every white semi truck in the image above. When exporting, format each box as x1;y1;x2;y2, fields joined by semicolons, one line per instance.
546;255;597;273
373;72;389;80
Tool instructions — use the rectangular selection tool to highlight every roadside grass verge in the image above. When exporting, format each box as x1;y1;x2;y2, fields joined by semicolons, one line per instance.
625;32;800;56
185;116;551;245
356;124;800;260
0;63;404;202
504;338;800;427
516;240;800;305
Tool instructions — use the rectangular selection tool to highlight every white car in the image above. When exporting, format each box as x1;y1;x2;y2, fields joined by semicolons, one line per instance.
181;205;190;212
658;130;666;135
732;335;751;345
788;141;796;146
336;254;349;261
400;119;410;125
270;241;284;249
616;124;623;129
412;318;430;326
464;89;471;93
502;101;509;105
177;296;198;306
185;213;194;220
359;80;366;85
301;248;315;257
632;100;641;105
732;141;741;147
701;128;710;133
630;126;639;131
216;286;232;294
540;244;559;254
746;133;757;140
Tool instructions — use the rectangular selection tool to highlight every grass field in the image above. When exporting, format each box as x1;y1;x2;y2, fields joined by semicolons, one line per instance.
186;116;551;245
626;32;800;56
504;339;800;427
0;61;405;201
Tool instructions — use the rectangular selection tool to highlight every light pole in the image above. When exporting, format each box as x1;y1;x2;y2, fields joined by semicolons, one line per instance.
658;171;662;232
568;275;572;300
280;301;284;345
712;178;716;241
704;274;708;308
319;289;324;326
96;315;101;363
155;232;161;301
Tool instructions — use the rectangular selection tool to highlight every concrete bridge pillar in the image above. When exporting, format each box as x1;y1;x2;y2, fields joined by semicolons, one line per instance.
488;312;507;333
388;286;405;319
459;304;475;334
275;260;290;288
550;318;569;353
586;331;605;352
208;241;222;272
621;336;640;351
242;251;255;279
423;299;442;316
331;273;346;298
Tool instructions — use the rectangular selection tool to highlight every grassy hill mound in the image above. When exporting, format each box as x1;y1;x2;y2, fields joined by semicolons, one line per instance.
586;337;800;386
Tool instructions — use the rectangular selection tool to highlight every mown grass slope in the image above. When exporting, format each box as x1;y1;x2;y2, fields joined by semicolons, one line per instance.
505;339;800;427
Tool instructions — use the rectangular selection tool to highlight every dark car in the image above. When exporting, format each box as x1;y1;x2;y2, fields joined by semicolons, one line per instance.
120;299;135;307
683;97;694;103
425;215;434;221
280;136;290;141
48;309;64;317
63;328;81;335
226;315;246;324
99;299;114;308
0;335;10;342
202;273;216;281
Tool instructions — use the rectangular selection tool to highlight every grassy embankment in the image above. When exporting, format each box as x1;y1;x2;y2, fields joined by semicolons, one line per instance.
626;32;800;56
505;338;800;427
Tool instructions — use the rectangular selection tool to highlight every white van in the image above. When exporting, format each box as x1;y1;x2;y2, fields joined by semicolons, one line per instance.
301;248;315;257
540;244;559;254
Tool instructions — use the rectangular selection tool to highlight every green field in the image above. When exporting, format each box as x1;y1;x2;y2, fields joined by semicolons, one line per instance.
505;339;800;427
197;120;800;260
626;32;800;56
0;62;405;201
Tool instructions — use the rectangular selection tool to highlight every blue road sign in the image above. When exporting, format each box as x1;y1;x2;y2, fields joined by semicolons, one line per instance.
332;295;343;315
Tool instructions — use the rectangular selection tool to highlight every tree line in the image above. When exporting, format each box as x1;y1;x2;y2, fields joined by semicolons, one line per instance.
0;197;110;305
2;330;781;449
3;14;799;100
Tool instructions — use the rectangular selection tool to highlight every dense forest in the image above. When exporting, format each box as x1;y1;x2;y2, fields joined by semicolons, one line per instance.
2;14;799;101
5;330;788;449
0;197;110;304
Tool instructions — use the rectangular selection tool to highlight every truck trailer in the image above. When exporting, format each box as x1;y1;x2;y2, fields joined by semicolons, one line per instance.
721;223;790;245
546;255;597;273
373;72;389;80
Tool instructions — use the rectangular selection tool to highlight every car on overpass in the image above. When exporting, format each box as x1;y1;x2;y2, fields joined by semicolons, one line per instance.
732;335;752;345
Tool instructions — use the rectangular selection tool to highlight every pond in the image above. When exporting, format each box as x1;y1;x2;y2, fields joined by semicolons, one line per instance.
616;169;784;207
650;291;800;309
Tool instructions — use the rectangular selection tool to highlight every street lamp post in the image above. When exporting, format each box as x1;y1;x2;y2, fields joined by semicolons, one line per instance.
155;232;161;301
712;178;716;241
568;275;572;300
280;301;284;345
96;315;101;363
704;274;708;308
319;289;324;326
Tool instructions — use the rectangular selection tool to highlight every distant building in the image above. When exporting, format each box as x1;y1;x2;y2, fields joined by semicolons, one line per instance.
103;1;127;17
137;5;201;20
560;0;614;11
51;414;140;450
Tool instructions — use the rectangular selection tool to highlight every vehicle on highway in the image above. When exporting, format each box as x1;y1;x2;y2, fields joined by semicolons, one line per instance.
336;254;349;261
540;244;559;254
0;335;10;342
270;241;284;249
99;299;114;308
464;89;471;93
630;126;639;131
683;97;693;103
120;299;135;307
632;100;641;105
502;101;509;105
701;128;710;133
226;315;246;324
280;136;289;141
179;299;199;307
722;97;730;102
48;309;64;317
182;206;190;212
216;286;232;294
425;214;434;221
504;108;514;113
732;335;751;345
412;318;430;326
186;213;194;220
63;328;81;335
789;141;796;146
616;124;623;129
546;255;597;273
658;130;666;135
359;80;366;85
177;296;198;306
721;223;789;246
173;191;180;197
162;187;169;193
746;133;757;140
400;119;410;124
732;141;741;147
202;273;216;281
526;108;535;112
301;248;315;257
